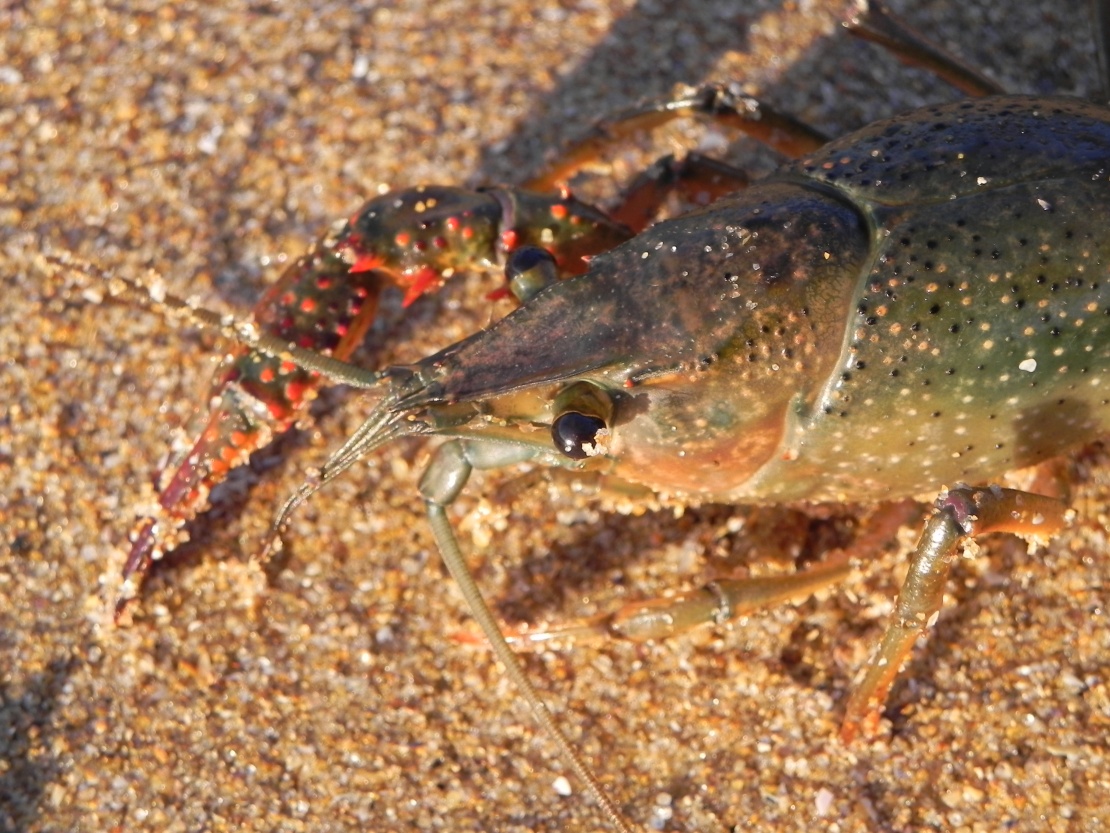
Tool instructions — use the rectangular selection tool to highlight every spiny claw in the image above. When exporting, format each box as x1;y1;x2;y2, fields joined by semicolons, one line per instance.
117;185;632;613
116;237;383;614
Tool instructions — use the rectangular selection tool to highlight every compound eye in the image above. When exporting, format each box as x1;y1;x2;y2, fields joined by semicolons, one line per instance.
549;381;613;460
551;411;607;460
505;245;557;303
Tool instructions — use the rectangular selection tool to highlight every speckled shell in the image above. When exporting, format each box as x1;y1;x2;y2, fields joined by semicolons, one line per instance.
757;96;1110;501
416;96;1110;505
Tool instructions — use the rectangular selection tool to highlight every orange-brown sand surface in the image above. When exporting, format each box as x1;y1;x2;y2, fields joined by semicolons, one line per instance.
3;1;1108;830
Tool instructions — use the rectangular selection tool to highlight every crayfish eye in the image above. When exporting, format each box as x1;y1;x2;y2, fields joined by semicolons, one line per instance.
550;381;613;460
552;412;607;460
505;245;558;303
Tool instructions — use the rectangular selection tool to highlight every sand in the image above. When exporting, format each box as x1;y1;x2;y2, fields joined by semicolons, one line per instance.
2;0;1108;830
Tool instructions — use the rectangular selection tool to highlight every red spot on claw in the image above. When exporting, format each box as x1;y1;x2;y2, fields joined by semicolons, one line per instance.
350;254;383;273
402;267;440;307
285;379;308;404
500;229;519;250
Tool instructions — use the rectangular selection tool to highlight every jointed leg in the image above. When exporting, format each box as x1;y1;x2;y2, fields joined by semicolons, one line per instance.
844;0;1006;97
607;152;752;232
840;485;1073;742
508;501;920;648
526;83;829;192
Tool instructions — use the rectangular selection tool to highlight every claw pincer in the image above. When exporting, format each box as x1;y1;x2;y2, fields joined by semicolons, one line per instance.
119;186;630;606
120;230;383;593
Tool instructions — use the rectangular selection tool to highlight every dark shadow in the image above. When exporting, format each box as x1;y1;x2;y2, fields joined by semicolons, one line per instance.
0;654;76;833
468;0;1043;191
472;0;782;185
488;497;858;634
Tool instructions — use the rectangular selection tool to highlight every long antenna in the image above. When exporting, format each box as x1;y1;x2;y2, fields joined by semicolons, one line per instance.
42;251;384;390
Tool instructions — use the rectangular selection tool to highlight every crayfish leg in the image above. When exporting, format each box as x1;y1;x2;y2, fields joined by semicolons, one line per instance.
525;82;828;193
504;501;918;649
607;152;752;232
523;0;1009;199
840;485;1073;742
844;0;1005;97
605;558;852;643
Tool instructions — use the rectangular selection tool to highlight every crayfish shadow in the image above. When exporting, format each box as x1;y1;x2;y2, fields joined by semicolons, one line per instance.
0;654;76;833
471;0;972;195
471;0;770;185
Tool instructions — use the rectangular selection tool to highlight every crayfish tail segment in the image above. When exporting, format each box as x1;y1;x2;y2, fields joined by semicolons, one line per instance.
840;484;1073;743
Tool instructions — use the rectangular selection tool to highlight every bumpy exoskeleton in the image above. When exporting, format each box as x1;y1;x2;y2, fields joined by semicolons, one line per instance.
383;97;1110;506
247;95;1109;756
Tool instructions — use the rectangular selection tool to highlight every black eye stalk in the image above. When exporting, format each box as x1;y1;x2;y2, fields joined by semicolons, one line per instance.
552;412;607;459
551;382;614;460
505;245;559;303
